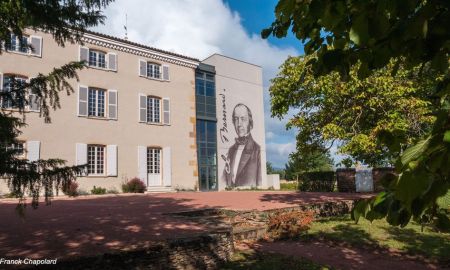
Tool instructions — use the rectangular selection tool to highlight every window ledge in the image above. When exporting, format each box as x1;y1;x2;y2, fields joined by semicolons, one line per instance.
87;65;116;72
5;50;39;58
139;75;170;82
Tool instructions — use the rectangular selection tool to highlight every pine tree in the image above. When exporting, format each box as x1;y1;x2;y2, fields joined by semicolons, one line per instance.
0;0;113;211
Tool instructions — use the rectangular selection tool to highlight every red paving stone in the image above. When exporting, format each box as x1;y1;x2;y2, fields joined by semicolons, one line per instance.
0;191;368;260
252;240;439;270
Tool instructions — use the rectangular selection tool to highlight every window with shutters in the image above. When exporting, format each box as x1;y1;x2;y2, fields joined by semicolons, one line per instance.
3;141;25;158
147;63;161;79
88;88;106;117
1;75;27;109
87;145;105;175
147;96;161;123
147;147;161;174
89;50;106;68
6;34;29;53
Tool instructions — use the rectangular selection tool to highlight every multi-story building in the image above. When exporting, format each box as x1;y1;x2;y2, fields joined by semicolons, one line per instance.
0;29;267;193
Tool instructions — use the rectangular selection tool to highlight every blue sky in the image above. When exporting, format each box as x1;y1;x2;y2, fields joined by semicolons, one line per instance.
224;0;304;52
95;0;309;168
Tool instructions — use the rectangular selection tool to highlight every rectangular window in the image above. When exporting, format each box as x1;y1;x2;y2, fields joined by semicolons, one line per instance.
195;71;216;119
88;88;105;117
147;97;160;123
88;50;106;68
4;141;25;157
147;148;161;174
87;145;105;175
7;34;28;53
1;76;27;109
147;63;161;79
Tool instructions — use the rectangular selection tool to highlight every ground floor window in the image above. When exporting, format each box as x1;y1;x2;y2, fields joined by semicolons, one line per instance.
87;145;105;175
147;147;161;174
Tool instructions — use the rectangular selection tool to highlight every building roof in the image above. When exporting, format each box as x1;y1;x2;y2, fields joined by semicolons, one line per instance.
85;30;200;63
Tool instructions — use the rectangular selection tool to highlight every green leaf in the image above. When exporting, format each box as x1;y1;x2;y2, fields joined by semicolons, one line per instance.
349;15;369;46
443;131;450;143
435;213;450;232
400;137;430;166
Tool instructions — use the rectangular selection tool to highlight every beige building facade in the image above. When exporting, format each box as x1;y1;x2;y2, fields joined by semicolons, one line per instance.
0;30;267;194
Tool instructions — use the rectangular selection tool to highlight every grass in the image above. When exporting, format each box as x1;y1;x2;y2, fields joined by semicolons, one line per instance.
307;214;450;262
220;249;332;270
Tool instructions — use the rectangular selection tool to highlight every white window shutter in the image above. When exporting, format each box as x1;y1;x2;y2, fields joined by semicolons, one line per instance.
78;85;88;116
139;59;147;77
27;141;40;161
107;145;118;176
138;146;147;184
162;147;172;187
139;94;147;122
108;90;118;119
107;52;117;71
79;46;89;63
30;36;42;57
27;77;40;112
162;65;170;81
76;143;88;165
163;98;170;125
0;72;3;90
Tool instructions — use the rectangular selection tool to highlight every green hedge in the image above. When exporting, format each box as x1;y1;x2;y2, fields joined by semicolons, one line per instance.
298;171;335;192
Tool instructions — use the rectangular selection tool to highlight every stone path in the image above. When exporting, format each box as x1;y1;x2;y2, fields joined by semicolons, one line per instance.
0;191;368;260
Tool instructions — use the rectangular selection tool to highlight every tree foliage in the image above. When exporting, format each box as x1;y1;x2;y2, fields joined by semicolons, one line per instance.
271;55;437;167
284;147;333;180
0;0;113;210
264;0;449;228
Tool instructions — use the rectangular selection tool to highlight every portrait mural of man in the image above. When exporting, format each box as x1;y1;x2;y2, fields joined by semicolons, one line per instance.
222;103;261;187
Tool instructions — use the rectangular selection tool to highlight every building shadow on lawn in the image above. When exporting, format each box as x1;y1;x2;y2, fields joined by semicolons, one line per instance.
309;224;379;248
0;194;228;262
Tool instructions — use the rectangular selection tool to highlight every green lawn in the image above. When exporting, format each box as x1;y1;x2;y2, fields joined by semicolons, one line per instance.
220;249;332;270
307;215;450;261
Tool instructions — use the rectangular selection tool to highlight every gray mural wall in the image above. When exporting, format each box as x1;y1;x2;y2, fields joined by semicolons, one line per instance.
202;54;267;190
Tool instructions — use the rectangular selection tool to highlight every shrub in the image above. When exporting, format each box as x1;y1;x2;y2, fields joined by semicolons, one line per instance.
62;181;79;197
91;186;107;195
122;178;146;193
299;171;335;192
267;210;314;239
280;182;298;190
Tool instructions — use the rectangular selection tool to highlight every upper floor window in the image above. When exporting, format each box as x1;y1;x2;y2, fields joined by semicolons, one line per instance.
1;75;27;109
139;94;170;125
139;60;170;81
7;34;29;53
147;63;161;79
4;141;25;158
4;34;42;57
78;86;117;120
147;96;161;123
87;144;105;175
89;50;106;68
79;47;117;71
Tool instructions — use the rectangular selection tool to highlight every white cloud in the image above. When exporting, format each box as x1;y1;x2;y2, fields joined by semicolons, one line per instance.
266;142;296;168
94;0;300;167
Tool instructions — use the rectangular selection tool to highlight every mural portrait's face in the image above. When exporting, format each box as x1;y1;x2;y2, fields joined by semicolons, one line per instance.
233;105;250;138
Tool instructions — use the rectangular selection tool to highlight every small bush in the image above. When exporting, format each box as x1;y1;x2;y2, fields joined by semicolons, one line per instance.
280;182;298;190
267;210;314;239
62;181;79;197
122;178;146;193
91;186;107;195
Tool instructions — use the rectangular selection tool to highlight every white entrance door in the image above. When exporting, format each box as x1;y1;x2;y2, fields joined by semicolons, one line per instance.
147;148;162;186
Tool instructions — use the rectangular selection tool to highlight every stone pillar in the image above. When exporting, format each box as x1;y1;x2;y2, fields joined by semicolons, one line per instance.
336;168;356;192
372;167;395;192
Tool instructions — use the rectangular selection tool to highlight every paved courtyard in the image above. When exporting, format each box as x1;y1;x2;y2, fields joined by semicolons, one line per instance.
0;191;369;260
